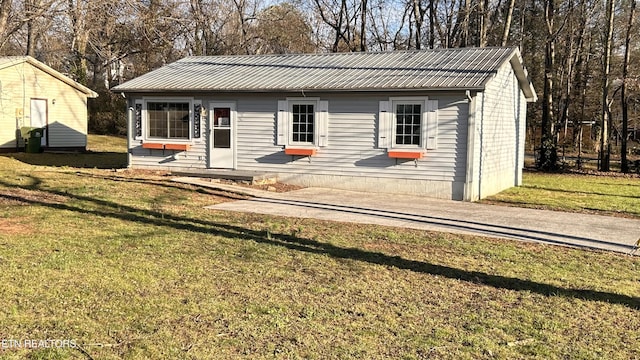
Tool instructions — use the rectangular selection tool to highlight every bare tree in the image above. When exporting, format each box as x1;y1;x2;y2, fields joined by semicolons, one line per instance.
477;0;488;46
313;0;360;51
556;0;593;158
501;0;516;45
367;0;409;50
460;0;471;46
0;0;11;44
254;3;316;53
620;0;636;173
190;0;208;56
411;0;426;49
539;0;559;170
0;0;58;53
66;0;90;84
360;0;367;50
599;0;615;171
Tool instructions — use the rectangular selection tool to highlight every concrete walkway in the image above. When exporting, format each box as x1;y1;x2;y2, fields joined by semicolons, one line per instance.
174;177;640;255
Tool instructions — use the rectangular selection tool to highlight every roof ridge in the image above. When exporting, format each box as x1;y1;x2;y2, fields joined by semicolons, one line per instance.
181;46;518;60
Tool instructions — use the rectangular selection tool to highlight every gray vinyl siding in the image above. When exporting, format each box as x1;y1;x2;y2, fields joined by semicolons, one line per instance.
477;61;525;198
235;93;468;182
127;92;469;184
47;121;87;148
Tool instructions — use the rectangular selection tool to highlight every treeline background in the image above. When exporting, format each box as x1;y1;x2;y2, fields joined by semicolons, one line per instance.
0;0;638;170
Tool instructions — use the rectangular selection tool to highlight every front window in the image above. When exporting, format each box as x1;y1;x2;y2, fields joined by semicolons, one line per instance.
394;103;422;146
147;101;190;139
291;103;315;143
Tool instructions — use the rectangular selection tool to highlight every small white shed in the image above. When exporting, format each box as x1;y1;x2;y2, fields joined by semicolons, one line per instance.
113;47;536;201
0;56;98;152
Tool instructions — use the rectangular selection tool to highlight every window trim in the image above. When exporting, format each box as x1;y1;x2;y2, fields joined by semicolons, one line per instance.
142;97;194;142
378;96;438;152
276;97;328;149
391;99;425;149
289;99;317;146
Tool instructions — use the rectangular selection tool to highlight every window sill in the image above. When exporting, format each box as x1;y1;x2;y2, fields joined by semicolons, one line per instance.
387;149;425;159
142;142;191;151
285;147;318;156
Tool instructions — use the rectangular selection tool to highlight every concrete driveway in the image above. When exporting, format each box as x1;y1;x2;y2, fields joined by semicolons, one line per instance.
174;177;640;255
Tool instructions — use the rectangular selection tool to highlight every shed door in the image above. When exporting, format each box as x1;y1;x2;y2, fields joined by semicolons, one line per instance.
30;99;47;146
208;102;236;169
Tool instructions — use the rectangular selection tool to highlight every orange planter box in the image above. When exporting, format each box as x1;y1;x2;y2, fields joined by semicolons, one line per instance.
164;143;190;151
142;142;165;150
388;150;424;159
285;148;317;156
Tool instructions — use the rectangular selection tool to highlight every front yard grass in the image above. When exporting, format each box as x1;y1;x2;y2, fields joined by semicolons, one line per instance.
485;171;640;218
0;143;639;359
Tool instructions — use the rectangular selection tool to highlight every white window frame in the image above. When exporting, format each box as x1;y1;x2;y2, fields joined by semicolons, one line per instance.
378;96;438;151
391;99;425;149
143;97;194;142
289;100;317;145
276;97;328;148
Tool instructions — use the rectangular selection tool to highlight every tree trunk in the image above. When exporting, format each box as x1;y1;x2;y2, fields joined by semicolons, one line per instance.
0;0;10;43
412;0;424;49
461;0;470;47
428;0;435;48
620;0;635;173
25;0;40;56
501;0;515;46
477;0;485;47
68;0;89;85
480;0;490;47
191;0;204;56
539;0;558;171
599;0;615;172
360;0;367;51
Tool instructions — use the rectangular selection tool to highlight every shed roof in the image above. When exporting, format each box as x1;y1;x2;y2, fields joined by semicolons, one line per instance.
0;56;98;98
113;47;536;102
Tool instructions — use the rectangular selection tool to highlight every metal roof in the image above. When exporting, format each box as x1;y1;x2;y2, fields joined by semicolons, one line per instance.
0;56;98;98
113;47;536;101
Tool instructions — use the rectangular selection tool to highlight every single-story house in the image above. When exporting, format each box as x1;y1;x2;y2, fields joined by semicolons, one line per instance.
0;56;98;152
112;47;536;201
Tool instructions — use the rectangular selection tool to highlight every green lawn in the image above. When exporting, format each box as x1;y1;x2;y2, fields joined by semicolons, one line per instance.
2;134;128;169
485;171;640;218
0;138;639;359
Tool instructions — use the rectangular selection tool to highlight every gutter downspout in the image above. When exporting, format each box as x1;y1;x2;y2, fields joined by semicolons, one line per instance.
464;90;478;201
126;97;133;168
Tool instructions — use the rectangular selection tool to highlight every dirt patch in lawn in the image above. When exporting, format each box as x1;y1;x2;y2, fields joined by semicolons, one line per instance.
0;188;68;206
0;217;33;235
220;180;304;193
113;169;303;193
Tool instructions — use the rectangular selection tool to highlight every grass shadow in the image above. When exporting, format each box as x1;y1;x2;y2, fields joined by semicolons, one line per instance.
73;171;249;201
1;175;638;311
1;151;127;169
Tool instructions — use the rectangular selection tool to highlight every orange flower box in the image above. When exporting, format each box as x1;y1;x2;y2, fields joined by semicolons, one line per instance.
285;148;317;156
142;142;165;150
164;143;190;151
388;150;424;159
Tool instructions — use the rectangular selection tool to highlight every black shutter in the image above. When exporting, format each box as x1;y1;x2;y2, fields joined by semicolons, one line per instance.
135;102;142;138
193;103;202;139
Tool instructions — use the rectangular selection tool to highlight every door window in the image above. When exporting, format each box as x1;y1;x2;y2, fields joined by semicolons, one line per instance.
213;107;231;148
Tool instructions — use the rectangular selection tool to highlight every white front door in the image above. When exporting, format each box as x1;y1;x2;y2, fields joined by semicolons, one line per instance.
208;102;236;169
30;99;47;146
